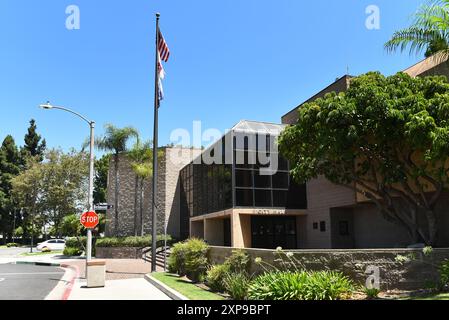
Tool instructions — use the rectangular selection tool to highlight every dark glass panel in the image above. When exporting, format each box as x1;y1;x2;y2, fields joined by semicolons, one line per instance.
236;189;253;207
272;172;289;189
235;170;253;188
273;190;288;207
255;189;272;207
254;173;271;188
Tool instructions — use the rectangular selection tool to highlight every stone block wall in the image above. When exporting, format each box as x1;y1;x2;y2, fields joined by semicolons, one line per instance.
209;246;449;291
105;147;201;238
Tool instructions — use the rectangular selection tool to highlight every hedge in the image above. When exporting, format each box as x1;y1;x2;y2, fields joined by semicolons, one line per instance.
95;235;173;248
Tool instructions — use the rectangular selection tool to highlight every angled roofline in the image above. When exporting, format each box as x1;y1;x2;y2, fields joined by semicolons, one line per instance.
281;74;353;120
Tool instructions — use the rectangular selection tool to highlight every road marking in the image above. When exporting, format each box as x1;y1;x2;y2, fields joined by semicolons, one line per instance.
0;278;5;282
0;272;64;276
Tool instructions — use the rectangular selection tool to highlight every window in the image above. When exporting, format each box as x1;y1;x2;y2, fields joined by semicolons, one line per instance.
236;170;253;188
273;190;287;207
339;221;350;236
313;222;318;230
236;189;253;207
320;221;326;232
254;173;271;188
255;190;272;207
272;172;289;189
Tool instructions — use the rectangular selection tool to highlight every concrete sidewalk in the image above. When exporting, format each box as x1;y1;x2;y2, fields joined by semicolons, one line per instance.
68;278;171;300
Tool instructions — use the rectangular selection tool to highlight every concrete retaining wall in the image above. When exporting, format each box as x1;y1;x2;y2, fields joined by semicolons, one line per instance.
209;246;449;291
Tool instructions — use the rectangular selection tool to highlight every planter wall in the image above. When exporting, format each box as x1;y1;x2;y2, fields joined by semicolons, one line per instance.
96;247;144;259
209;246;449;291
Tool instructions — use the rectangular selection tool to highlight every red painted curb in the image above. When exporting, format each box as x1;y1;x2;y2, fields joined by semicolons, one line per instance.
60;264;80;301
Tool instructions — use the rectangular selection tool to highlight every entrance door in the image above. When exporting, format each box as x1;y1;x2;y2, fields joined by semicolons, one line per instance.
251;216;297;249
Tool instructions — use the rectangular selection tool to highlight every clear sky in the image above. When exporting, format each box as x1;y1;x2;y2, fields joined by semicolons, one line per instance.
0;0;426;151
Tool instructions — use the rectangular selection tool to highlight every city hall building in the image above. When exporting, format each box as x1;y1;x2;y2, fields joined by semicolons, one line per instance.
107;55;449;249
179;121;307;249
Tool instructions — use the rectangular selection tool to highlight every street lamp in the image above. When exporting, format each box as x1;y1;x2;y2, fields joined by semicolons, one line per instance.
39;102;96;262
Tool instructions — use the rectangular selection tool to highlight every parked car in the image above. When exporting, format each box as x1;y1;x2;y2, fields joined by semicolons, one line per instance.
36;239;66;252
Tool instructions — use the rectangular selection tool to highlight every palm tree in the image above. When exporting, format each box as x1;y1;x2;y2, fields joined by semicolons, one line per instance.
96;124;139;236
385;0;449;59
128;140;153;236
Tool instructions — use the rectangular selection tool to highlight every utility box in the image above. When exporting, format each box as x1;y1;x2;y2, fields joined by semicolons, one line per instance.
86;260;106;288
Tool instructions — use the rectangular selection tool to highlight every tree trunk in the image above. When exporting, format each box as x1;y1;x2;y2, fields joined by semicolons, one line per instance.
114;153;120;236
134;175;139;236
140;178;145;236
426;210;438;246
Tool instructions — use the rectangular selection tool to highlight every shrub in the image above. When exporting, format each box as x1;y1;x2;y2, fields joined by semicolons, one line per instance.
64;237;87;256
206;264;231;292
440;260;449;288
63;247;82;257
6;243;19;248
167;238;209;282
224;272;251;300
248;271;354;301
168;242;187;276
364;287;380;300
226;250;251;274
183;238;209;282
96;235;173;248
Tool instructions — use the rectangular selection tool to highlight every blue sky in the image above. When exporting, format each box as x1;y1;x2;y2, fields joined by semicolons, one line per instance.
0;0;426;151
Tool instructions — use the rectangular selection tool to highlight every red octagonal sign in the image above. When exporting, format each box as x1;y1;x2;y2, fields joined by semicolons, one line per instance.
80;211;99;229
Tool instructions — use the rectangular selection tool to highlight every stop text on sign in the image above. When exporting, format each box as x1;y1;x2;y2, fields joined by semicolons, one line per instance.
80;211;99;229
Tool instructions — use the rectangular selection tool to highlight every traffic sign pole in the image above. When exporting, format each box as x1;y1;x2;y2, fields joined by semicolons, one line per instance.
87;122;95;262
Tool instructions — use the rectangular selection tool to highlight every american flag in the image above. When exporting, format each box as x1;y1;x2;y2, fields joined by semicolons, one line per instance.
157;28;170;103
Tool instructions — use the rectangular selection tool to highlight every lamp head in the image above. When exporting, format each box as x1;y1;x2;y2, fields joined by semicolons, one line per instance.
39;101;53;110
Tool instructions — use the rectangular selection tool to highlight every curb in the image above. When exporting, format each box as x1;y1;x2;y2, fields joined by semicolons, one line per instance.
144;274;189;301
15;261;61;267
43;263;80;301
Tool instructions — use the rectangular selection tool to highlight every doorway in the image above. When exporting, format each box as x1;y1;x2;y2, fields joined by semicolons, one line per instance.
251;216;297;249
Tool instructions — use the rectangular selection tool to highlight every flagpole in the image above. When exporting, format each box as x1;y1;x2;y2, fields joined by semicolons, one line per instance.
151;12;160;273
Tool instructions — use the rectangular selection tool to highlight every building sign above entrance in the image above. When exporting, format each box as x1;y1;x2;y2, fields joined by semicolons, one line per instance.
253;209;286;215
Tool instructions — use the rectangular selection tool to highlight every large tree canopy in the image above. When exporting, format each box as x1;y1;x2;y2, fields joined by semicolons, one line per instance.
279;72;449;246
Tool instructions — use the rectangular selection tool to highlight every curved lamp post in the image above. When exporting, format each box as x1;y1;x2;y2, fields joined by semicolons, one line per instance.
39;102;95;262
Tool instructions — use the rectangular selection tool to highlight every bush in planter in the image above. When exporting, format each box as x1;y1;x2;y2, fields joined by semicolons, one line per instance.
168;238;209;282
226;250;251;274
6;243;19;248
248;271;354;301
63;247;81;257
206;264;231;293
223;272;251;300
440;260;449;288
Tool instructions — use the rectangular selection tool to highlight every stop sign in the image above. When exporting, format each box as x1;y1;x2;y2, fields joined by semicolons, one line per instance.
80;211;99;229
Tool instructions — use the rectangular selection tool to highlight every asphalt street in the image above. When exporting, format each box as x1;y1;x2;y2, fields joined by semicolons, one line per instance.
0;264;65;300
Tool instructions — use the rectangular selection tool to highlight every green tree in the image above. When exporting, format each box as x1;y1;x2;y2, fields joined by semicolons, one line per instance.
385;0;449;59
279;72;449;246
0;136;21;242
21;119;46;162
11;157;44;242
95;124;138;235
93;154;111;206
59;214;83;237
40;149;89;237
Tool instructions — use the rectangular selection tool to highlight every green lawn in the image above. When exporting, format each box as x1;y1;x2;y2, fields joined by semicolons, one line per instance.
21;251;63;257
152;273;225;301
